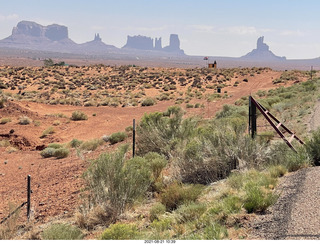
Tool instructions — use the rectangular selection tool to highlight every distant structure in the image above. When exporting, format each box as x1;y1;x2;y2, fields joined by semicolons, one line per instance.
208;60;217;69
122;34;184;54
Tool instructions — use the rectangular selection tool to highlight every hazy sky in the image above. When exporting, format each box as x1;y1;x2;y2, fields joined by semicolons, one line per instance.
0;0;320;59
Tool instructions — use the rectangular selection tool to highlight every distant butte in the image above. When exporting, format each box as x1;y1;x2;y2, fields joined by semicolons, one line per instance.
241;36;286;61
122;34;184;54
2;20;320;70
79;33;118;54
0;20;77;52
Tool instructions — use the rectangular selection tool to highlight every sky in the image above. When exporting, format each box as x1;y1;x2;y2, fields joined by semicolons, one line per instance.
0;0;320;59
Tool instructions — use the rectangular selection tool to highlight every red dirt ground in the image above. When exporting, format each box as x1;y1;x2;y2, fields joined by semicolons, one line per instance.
0;68;306;226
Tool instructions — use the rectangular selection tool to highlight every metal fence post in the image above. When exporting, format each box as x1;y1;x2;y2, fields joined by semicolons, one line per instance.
132;119;136;158
249;96;257;139
27;175;31;222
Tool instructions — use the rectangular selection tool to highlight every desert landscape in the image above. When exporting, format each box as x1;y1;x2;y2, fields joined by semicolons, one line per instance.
0;62;318;239
1;1;320;239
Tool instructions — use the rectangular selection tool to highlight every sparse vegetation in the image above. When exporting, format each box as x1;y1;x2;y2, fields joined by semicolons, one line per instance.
100;223;140;240
0;203;20;240
142;97;156;106
18;116;31;125
305;127;320;166
83;145;152;216
0;117;11;124
40;146;69;159
160;183;204;211
69;138;83;148
41;223;83;240
71;111;88;121
40;126;55;138
79;138;104;151
109;131;127;145
0;65;318;240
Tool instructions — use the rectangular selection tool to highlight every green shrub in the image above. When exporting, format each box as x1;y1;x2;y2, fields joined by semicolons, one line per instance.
215;104;247;119
40;127;55;138
175;202;207;223
71;111;88;121
75;205;116;231
285;146;311;172
0;140;10;147
0;117;11;124
52;120;60;126
109;132;127;145
160;183;204;211
33;120;41;126
150;218;173;233
243;182;278;213
80;138;104;151
149;203;166;222
100;223;139;240
0;98;5;109
137;106;197;157
41;223;83;240
40;147;69;159
220;195;243;215
144;152;168;182
53;148;70;159
141;97;156;106
48;143;63;149
270;142;312;172
268;165;287;178
226;172;244;191
40;147;56;158
203;222;228;240
305;128;320;166
84;145;151;215
19;116;31;125
69;138;83;148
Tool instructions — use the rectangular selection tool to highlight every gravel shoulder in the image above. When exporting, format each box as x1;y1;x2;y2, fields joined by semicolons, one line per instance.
250;167;320;240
